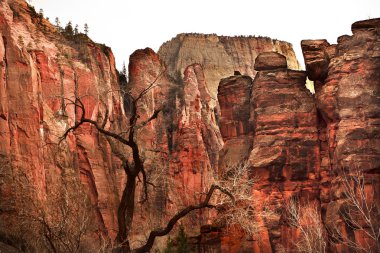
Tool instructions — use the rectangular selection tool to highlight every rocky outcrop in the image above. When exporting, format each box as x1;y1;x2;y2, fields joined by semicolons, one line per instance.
213;51;318;252
213;19;380;252
158;34;300;98
211;19;380;253
254;52;288;71
248;52;318;252
303;18;380;252
120;49;224;246
168;63;223;232
217;75;253;170
301;39;332;81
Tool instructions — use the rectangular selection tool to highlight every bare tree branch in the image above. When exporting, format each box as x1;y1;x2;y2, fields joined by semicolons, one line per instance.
133;184;230;253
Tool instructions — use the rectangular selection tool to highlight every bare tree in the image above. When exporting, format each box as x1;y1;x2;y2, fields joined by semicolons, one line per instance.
211;162;274;237
28;186;92;253
285;168;380;253
58;71;259;253
328;169;380;253
7;168;96;253
286;199;327;253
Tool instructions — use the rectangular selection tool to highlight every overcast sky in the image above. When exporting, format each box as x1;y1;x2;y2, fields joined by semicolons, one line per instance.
30;0;379;70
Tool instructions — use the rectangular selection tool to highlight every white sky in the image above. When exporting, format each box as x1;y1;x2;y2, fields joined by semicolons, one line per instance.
30;0;380;70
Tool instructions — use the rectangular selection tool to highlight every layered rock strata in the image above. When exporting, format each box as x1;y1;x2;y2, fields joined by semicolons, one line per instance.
248;52;319;252
1;0;378;252
302;18;380;252
204;51;319;252
158;34;300;98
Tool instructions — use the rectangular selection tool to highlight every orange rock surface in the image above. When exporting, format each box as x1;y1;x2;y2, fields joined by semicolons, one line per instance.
0;1;379;252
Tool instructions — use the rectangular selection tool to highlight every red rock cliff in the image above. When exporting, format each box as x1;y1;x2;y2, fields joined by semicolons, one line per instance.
213;19;380;252
120;48;224;248
1;0;378;252
302;18;380;253
0;0;123;251
0;1;225;251
215;52;318;252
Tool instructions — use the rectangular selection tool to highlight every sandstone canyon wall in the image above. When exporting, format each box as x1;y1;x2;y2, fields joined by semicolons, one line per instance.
0;1;224;251
301;18;380;252
125;48;223;245
0;0;379;252
0;0;124;251
207;18;379;253
214;51;319;253
0;1;286;251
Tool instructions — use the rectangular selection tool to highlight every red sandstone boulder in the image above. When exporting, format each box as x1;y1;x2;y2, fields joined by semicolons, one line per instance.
301;39;331;81
254;52;288;71
351;18;380;34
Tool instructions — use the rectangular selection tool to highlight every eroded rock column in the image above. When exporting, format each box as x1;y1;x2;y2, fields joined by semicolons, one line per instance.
302;18;380;252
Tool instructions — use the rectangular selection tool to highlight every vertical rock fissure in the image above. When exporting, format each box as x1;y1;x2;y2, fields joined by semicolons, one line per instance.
58;64;65;115
73;68;78;122
1;36;7;90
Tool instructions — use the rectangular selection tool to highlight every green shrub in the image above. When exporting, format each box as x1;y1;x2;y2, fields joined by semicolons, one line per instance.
176;225;190;253
162;225;191;253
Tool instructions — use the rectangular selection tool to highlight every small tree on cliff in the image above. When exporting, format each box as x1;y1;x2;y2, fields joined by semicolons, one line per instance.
286;199;327;253
59;69;263;253
328;169;380;252
55;17;60;30
287;169;380;253
64;21;74;36
74;24;79;35
84;23;89;35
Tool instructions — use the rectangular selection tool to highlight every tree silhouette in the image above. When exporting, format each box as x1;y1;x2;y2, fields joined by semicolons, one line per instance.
64;21;74;36
55;17;60;31
122;62;127;77
84;23;89;35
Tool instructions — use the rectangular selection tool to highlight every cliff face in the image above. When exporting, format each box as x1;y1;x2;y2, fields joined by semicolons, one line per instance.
0;0;122;251
158;34;300;98
215;52;319;252
0;1;225;251
249;53;319;252
125;49;223;246
1;1;379;252
217;75;253;172
211;18;380;253
302;18;380;252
